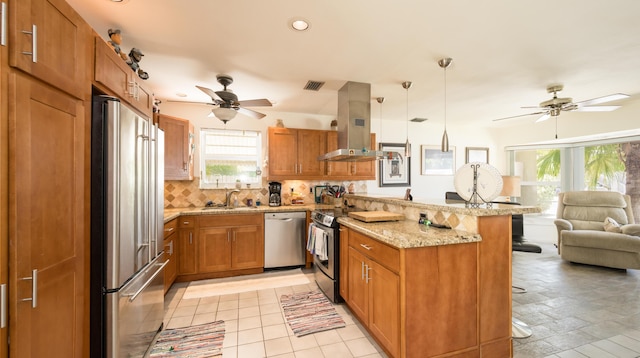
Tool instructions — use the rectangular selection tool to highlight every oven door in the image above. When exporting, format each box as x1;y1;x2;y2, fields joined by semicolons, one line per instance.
311;222;336;279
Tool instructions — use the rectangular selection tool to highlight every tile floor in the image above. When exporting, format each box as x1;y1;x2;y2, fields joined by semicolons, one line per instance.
162;272;387;358
514;214;640;358
158;214;640;358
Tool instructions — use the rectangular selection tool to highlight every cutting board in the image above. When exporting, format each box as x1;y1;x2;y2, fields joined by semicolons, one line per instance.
347;211;404;222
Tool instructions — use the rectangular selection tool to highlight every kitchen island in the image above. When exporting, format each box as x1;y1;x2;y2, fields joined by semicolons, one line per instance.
336;195;540;358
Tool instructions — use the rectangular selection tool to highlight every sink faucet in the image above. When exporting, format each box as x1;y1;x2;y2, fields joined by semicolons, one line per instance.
226;189;241;207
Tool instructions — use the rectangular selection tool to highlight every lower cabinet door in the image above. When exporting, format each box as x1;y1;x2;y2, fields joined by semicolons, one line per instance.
177;229;197;275
368;260;400;358
347;248;368;324
231;226;264;269
199;227;232;272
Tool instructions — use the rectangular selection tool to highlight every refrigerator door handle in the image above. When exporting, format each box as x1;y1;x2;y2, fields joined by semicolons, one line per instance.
124;260;168;302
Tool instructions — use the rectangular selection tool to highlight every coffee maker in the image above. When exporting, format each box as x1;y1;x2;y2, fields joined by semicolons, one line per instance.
268;181;282;207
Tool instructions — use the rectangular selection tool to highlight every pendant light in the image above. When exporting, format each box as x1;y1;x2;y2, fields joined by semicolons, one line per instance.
438;57;452;152
402;81;412;158
376;97;385;140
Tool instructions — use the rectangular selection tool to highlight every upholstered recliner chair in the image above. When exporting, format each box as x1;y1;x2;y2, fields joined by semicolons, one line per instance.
555;191;640;269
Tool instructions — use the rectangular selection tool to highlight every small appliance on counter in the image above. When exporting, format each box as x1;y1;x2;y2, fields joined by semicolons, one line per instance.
269;181;282;206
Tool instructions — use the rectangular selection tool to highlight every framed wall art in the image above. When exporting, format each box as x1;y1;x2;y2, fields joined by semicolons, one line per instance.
465;147;489;164
378;142;411;187
421;145;455;175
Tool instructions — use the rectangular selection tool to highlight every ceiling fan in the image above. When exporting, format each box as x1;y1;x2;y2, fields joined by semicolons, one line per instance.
195;74;272;124
493;84;629;123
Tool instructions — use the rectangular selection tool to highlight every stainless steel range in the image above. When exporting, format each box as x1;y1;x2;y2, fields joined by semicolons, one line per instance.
310;209;343;303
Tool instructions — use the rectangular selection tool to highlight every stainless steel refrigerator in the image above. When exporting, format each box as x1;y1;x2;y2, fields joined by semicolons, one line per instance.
90;96;166;358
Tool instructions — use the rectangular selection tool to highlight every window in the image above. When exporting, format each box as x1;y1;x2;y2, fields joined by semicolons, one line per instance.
199;129;262;189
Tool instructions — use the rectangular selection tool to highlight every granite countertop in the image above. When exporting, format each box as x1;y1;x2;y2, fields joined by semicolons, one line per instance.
337;217;482;249
163;204;327;222
346;194;541;216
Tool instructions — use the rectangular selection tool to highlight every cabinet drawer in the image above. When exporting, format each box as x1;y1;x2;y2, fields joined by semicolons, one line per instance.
199;213;263;228
179;217;196;228
164;219;178;239
349;230;399;273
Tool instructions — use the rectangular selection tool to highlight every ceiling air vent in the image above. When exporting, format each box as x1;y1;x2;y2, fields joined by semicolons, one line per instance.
303;80;325;91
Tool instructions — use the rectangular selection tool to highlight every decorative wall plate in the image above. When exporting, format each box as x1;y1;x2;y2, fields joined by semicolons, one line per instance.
454;162;503;203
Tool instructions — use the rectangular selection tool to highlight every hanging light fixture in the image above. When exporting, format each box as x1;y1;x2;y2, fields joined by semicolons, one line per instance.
402;81;412;158
438;57;452;152
376;97;385;140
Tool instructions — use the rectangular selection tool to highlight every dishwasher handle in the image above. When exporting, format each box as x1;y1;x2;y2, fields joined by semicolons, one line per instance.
269;218;293;222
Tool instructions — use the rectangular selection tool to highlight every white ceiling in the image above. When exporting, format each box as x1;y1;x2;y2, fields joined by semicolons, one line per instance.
67;0;640;128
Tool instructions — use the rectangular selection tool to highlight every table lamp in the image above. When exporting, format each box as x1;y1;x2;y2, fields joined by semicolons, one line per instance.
500;176;521;202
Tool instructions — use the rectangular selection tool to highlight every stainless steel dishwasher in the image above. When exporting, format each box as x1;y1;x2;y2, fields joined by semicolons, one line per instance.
264;212;307;268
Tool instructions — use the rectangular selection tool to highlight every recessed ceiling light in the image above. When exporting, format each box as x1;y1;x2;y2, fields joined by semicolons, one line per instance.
108;0;130;3
289;18;310;31
175;92;187;98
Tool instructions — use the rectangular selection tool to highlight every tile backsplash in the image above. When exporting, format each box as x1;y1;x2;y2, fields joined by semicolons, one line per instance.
164;178;368;208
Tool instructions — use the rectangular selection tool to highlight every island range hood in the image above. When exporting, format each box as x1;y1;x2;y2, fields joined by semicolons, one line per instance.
318;81;403;162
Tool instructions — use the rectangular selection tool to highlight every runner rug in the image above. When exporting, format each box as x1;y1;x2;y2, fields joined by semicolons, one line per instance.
183;268;310;299
148;320;225;358
280;290;346;337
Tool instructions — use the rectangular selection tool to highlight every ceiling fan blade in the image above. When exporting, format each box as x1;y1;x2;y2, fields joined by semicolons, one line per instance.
492;111;548;122
237;107;266;119
573;105;621;112
534;113;551;123
574;93;629;107
237;98;272;107
196;85;223;102
166;99;216;106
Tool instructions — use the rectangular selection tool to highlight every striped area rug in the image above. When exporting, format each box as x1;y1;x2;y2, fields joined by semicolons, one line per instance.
280;290;346;337
148;320;225;357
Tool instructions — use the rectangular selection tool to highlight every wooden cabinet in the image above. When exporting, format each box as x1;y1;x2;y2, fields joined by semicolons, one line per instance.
346;230;400;357
267;127;326;179
325;131;376;180
177;217;197;275
198;214;264;273
163;219;178;293
174;213;264;281
9;0;90;100
341;225;489;358
158;114;194;181
4;1;91;357
8;72;89;358
93;34;153;117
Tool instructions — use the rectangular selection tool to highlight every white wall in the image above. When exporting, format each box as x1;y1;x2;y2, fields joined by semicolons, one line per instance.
159;97;639;201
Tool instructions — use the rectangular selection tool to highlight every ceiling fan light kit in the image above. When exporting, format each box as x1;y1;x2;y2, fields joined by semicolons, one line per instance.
196;74;272;123
438;57;453;152
212;107;237;122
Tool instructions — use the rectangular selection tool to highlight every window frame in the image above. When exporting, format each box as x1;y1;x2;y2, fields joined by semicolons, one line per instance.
199;128;263;189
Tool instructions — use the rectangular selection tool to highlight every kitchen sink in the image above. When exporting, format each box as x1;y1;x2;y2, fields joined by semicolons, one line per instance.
201;206;229;211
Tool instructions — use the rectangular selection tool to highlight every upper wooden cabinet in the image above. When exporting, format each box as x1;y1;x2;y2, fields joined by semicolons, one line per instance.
8;0;91;100
267;127;326;180
325;131;376;180
93;34;153;117
157;113;194;181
